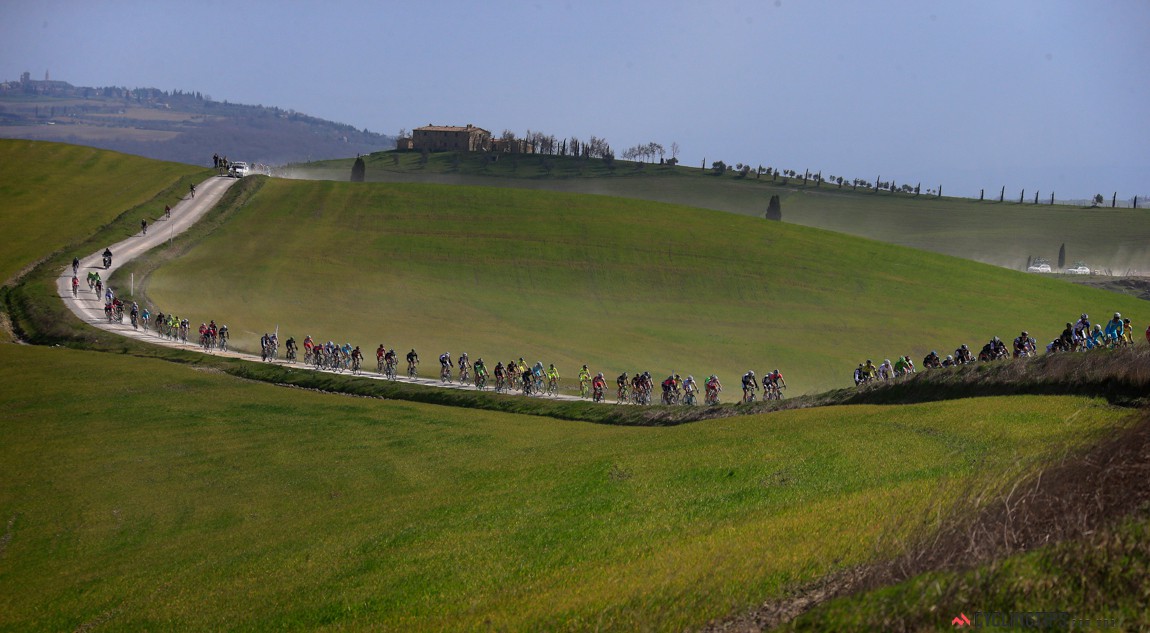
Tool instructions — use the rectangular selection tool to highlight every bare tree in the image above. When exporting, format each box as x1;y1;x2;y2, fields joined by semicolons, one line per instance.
670;142;680;161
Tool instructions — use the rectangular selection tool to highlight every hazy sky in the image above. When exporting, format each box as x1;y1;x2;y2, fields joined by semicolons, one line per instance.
3;0;1147;199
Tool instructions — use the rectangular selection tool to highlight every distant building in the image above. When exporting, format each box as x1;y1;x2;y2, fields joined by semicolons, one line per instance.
395;136;414;150
411;124;491;152
491;137;534;154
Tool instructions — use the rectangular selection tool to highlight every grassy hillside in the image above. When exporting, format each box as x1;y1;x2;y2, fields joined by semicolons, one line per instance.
0;139;204;285
0;343;1130;631
292;152;1150;274
142;179;1149;393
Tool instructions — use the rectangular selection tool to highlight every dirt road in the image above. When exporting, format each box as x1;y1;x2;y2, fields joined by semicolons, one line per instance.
55;176;596;402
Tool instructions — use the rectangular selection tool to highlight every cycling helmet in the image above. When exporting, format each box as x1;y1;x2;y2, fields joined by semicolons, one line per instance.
946;355;953;360
597;372;603;378
1114;312;1121;319
1022;331;1028;337
961;344;968;350
687;375;694;381
1081;314;1088;320
582;364;588;370
749;370;756;376
931;351;937;355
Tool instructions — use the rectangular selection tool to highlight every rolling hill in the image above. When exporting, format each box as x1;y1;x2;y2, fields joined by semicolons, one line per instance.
0;78;393;166
3;141;1148;630
139;177;1149;394
292;151;1150;276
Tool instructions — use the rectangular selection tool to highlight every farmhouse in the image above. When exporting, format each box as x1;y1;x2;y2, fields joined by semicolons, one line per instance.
408;124;491;152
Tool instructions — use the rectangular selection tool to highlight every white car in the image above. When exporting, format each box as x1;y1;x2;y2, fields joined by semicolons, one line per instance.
229;161;250;178
1027;263;1052;273
1066;265;1090;275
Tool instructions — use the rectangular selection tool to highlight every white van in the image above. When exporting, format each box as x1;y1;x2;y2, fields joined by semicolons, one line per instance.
229;162;250;178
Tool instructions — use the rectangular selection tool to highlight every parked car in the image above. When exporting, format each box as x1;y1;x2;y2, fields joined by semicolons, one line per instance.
1066;264;1091;275
1027;263;1052;273
229;161;250;178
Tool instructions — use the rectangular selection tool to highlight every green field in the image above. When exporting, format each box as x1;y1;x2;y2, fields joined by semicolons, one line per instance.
0;139;204;285
143;179;1148;393
0;343;1130;631
292;152;1150;274
4;141;1149;630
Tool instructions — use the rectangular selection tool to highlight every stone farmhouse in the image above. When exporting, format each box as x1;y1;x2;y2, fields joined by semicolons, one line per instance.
402;124;492;152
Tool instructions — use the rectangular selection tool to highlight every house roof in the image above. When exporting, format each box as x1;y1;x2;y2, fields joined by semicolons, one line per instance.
414;124;490;134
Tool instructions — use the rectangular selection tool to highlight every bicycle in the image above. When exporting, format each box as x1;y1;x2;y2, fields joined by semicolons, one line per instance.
547;377;559;397
407;360;418;378
351;356;362;374
616;385;628;404
286;347;297;363
495;374;506;393
440;365;452;382
593;385;605;403
742;389;757;404
378;357;385;375
385;359;397;381
459;367;470;385
705;387;721;406
579;380;590;399
475;373;487;391
684;390;697;406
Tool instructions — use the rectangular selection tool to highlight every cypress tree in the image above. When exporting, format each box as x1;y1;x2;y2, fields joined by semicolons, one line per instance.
351;156;366;182
1058;243;1066;269
765;195;782;221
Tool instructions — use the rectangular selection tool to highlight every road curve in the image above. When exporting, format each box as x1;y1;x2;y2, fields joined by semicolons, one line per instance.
56;176;595;402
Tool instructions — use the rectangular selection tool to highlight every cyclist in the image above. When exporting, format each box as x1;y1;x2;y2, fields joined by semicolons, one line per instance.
439;352;453;380
286;336;297;361
189;183;196;197
741;370;757;402
1122;319;1134;346
384;348;397;374
578;365;592;398
474;358;488;388
1104;313;1124;345
376;344;386;371
546;363;560;394
407;349;419;374
219;324;229;350
70;275;79;296
616;371;629;400
102;247;113;268
862;359;879;382
1013;331;1035;358
705;374;722;404
682;375;698;403
140;306;150;330
141;219;148;235
893;356;913;376
129;302;139;329
941;354;955;367
521;364;535;395
954;344;973;365
459;353;471;380
492;360;505;387
767;369;786;395
922;351;941;369
351;346;364;372
591;372;607;401
662;374;678;403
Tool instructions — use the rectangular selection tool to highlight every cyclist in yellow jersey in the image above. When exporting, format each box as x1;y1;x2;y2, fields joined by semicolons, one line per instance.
578;365;591;397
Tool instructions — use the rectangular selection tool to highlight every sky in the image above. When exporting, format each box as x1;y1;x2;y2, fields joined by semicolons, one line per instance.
2;0;1147;199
